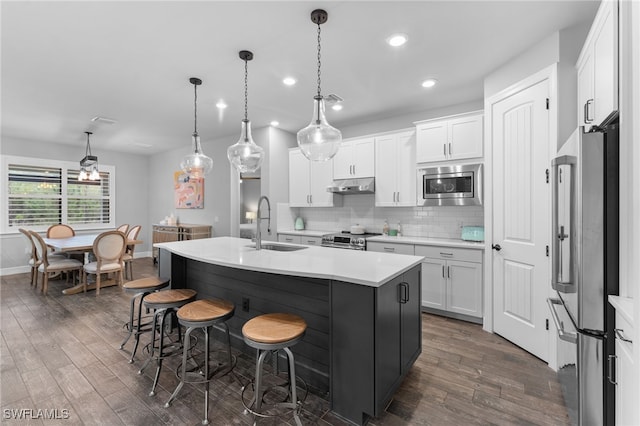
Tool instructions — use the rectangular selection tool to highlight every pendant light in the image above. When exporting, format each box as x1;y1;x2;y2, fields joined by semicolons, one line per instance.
227;50;264;173
78;131;99;181
297;9;342;162
180;77;213;179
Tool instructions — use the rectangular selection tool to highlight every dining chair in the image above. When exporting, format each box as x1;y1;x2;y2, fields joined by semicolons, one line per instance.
47;224;75;238
19;228;40;287
117;224;130;235
30;230;83;295
83;230;126;296
123;225;141;280
47;223;85;263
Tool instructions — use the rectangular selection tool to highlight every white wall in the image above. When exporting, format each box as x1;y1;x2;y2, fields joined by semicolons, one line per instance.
484;22;590;150
147;133;232;237
0;136;151;273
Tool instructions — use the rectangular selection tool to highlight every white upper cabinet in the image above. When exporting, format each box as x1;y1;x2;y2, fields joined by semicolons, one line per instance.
333;137;375;179
576;0;618;128
415;112;483;164
375;131;416;207
289;149;340;207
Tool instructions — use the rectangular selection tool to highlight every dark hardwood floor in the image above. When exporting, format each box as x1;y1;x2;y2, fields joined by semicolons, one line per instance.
1;258;569;425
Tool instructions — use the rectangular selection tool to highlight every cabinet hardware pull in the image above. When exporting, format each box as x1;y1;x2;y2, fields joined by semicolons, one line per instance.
585;99;594;123
447;266;450;278
398;282;409;304
492;244;502;251
442;265;445;278
443;144;446;156
449;143;452;156
353;165;356;175
384;247;395;252
615;328;633;343
608;354;617;385
396;192;400;202
440;252;453;257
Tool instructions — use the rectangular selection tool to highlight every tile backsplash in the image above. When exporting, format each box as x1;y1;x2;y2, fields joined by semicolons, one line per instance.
278;194;484;239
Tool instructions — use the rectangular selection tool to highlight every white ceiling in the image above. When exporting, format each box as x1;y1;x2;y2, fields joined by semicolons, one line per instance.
1;1;599;156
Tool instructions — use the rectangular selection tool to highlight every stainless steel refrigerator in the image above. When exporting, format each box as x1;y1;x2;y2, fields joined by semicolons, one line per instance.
548;121;619;426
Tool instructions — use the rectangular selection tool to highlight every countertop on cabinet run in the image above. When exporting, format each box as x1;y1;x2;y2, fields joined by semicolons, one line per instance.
277;229;335;237
155;236;423;287
368;235;485;250
609;295;635;326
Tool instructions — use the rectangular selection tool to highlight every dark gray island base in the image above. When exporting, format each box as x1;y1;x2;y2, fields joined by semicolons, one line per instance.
160;249;422;425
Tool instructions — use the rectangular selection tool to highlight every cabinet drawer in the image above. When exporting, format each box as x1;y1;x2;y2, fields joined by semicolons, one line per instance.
278;234;302;244
368;242;414;255
415;245;482;263
301;236;322;246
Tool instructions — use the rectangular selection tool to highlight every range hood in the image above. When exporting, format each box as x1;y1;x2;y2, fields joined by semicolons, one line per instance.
327;177;375;194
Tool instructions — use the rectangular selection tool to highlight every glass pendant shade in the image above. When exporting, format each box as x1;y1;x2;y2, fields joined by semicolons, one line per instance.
180;133;213;179
227;119;264;173
297;95;341;161
78;169;88;181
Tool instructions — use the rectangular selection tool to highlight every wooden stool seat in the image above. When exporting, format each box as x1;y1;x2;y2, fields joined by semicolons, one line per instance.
177;299;235;323
242;313;307;345
122;276;170;292
144;289;197;306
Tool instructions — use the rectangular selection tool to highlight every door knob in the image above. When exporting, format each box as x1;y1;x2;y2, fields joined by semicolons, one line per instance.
492;244;502;251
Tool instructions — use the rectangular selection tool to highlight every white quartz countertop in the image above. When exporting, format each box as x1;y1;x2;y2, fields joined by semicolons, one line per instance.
277;229;335;237
368;235;485;250
609;295;635;326
155;236;423;287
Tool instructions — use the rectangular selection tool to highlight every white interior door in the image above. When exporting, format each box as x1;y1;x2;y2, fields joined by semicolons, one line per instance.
492;78;550;361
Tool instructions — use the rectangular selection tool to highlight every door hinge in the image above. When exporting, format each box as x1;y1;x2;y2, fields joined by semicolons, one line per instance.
546;319;549;330
545;169;549;183
546;245;549;257
546;98;550;110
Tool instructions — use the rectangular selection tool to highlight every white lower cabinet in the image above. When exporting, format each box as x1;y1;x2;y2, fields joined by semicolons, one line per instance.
415;245;483;319
277;234;322;246
614;310;636;426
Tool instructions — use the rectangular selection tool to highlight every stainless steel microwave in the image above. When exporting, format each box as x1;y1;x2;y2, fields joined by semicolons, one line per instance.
417;164;483;206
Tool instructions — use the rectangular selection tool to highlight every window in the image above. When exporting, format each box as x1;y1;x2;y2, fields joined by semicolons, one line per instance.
1;156;115;233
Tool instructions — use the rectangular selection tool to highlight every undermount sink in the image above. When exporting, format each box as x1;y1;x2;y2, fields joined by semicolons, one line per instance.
247;243;308;252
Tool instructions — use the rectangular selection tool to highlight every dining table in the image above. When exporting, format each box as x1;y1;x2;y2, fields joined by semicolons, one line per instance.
43;233;142;295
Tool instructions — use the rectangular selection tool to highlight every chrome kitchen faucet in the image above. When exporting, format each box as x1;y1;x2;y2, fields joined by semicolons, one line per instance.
255;196;271;250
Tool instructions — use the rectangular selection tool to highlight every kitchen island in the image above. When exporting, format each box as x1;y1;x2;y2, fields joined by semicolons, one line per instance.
155;237;423;425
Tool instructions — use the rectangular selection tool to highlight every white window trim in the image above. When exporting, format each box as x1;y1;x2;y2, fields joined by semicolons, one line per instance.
1;155;116;234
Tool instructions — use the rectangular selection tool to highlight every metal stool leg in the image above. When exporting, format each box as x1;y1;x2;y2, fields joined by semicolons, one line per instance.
138;308;162;375
129;293;148;363
150;308;171;396
120;293;137;350
202;325;210;425
284;347;302;426
165;325;194;408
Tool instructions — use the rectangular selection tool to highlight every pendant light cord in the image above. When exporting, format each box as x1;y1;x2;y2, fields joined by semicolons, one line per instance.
316;21;322;98
244;58;249;121
85;132;92;157
193;82;198;136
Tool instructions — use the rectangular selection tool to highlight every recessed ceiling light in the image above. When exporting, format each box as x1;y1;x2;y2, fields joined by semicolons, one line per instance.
270;121;279;127
387;34;408;47
283;77;297;86
216;100;227;109
421;79;438;88
332;104;343;111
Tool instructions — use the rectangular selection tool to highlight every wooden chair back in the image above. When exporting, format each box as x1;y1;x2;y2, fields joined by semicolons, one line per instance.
47;224;75;239
117;224;130;235
93;231;127;267
19;228;38;263
125;225;142;255
30;230;51;267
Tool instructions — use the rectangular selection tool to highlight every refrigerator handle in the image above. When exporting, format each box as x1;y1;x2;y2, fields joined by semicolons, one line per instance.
551;155;577;293
608;355;617;385
547;298;578;343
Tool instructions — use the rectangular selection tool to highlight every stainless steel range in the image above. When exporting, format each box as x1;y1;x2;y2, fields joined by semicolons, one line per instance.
321;231;382;250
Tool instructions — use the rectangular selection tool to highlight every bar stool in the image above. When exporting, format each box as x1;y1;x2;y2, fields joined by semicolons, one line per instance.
164;299;235;425
119;276;171;363
138;288;197;396
241;313;307;426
